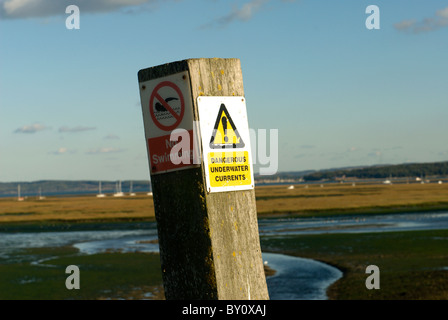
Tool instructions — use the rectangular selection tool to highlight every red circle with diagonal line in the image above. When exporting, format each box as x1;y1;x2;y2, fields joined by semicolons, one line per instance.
149;81;185;131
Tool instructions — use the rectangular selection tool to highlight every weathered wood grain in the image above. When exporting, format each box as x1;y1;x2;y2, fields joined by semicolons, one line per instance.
138;58;268;300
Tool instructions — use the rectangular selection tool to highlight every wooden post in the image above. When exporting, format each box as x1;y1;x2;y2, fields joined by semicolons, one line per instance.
138;58;269;300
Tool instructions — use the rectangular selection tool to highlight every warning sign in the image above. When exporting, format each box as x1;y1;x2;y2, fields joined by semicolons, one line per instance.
210;104;245;149
198;96;254;193
147;130;197;174
149;81;185;132
139;71;200;175
208;151;251;188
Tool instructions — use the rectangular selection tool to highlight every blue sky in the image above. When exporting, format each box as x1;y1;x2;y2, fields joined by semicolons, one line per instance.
1;0;447;182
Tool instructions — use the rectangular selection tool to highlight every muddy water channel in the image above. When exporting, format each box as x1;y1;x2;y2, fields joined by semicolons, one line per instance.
1;211;448;299
258;211;448;236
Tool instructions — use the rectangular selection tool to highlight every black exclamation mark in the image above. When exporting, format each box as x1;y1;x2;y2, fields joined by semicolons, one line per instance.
222;116;228;143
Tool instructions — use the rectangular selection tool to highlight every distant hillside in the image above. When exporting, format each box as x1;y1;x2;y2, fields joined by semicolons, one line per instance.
254;170;315;183
0;180;152;197
303;161;448;181
3;161;448;196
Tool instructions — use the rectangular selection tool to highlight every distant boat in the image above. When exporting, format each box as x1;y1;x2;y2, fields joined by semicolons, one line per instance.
383;180;391;184
147;181;153;196
97;181;106;198
17;184;24;201
38;187;45;200
113;180;124;197
129;181;136;196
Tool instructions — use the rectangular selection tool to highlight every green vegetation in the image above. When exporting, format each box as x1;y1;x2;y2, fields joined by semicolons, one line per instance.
261;229;448;300
4;227;447;300
303;161;448;181
0;194;155;223
0;247;163;300
1;183;447;300
255;183;448;217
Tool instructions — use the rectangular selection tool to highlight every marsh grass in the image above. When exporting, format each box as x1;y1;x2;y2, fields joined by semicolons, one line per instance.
1;183;448;224
0;247;163;300
0;194;155;223
1;183;447;300
261;229;448;300
255;183;448;217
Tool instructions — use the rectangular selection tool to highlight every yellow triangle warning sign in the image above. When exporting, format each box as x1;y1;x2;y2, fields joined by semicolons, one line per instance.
210;104;245;149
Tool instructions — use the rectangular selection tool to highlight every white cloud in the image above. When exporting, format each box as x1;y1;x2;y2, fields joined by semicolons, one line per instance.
394;19;417;31
104;134;120;140
200;0;269;28
56;147;68;154
86;147;125;155
0;0;154;19
59;126;96;133
395;6;448;33
235;0;267;21
48;147;76;155
367;151;382;157
4;0;32;14
436;7;448;19
14;123;49;133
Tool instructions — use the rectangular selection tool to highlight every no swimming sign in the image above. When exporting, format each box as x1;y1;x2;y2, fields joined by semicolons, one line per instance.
198;96;254;193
